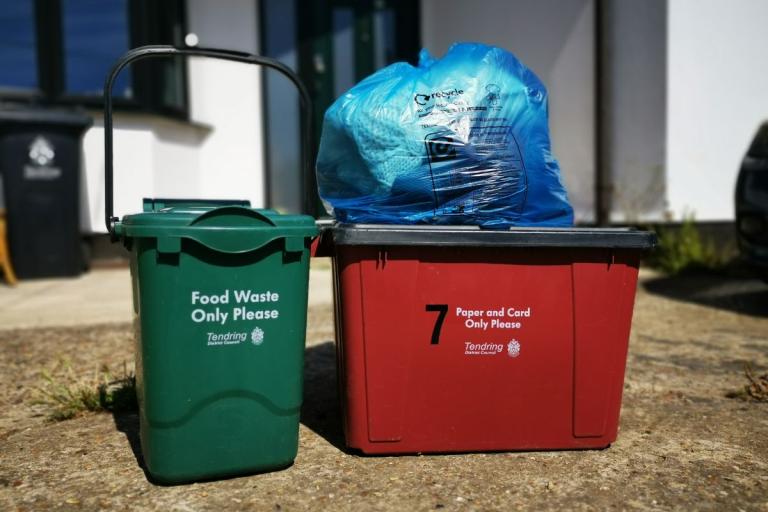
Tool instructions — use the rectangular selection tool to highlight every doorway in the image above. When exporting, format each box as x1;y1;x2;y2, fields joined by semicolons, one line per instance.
261;0;420;215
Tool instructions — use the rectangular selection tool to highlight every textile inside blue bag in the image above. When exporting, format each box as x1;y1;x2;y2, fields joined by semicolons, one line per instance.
316;42;574;227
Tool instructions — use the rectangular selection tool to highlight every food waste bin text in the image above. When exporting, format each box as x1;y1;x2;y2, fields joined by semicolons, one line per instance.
326;224;655;454
105;47;316;483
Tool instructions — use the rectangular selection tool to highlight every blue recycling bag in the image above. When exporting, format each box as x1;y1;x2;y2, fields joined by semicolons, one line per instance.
316;42;573;227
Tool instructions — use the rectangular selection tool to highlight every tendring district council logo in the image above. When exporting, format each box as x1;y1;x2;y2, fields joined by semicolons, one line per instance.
507;339;521;358
251;327;265;346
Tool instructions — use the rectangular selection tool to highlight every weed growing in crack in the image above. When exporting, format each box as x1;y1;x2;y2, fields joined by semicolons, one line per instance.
726;364;768;402
33;359;137;421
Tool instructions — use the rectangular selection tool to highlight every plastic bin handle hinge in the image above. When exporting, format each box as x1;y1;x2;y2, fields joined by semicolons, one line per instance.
110;218;122;241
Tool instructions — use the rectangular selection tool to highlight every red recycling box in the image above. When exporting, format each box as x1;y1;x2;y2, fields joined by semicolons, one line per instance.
325;224;655;454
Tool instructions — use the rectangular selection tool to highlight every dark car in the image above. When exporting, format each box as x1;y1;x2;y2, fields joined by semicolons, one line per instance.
735;122;768;279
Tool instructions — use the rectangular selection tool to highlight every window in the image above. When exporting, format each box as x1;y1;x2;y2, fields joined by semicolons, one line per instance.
0;0;187;117
0;1;38;92
62;0;133;98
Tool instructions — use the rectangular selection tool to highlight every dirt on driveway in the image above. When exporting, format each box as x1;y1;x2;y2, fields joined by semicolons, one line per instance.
0;271;767;511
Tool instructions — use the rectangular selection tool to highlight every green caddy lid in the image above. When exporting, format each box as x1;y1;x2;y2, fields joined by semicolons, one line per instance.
114;199;317;254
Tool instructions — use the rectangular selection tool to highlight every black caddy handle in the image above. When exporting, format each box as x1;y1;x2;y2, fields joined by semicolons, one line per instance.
103;45;313;235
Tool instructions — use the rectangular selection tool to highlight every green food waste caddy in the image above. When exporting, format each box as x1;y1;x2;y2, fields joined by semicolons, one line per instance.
104;47;317;484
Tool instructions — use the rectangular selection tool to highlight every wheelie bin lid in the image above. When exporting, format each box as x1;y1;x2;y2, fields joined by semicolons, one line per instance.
115;199;317;254
0;107;92;129
326;223;656;249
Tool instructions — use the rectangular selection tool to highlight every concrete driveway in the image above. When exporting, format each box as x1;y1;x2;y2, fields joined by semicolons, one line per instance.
0;266;766;511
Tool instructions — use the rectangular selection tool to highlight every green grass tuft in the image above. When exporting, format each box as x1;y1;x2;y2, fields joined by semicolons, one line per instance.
646;215;727;275
33;360;137;421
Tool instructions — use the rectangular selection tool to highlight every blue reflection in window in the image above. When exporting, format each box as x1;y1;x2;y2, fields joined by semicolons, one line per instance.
62;0;132;97
373;8;396;70
263;0;302;214
0;0;38;90
332;8;355;99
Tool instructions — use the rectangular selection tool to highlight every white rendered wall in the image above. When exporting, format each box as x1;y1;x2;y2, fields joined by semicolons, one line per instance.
80;0;265;233
421;0;596;222
666;0;768;221
603;0;667;223
186;0;265;208
80;115;206;233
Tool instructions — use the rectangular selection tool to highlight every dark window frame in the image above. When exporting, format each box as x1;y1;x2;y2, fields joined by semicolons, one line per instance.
0;0;189;120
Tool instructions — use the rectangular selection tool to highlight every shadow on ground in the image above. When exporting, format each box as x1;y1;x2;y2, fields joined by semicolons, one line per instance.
643;272;768;317
300;341;346;451
113;412;149;479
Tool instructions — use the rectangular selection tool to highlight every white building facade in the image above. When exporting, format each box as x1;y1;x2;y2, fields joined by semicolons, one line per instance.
3;0;766;234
